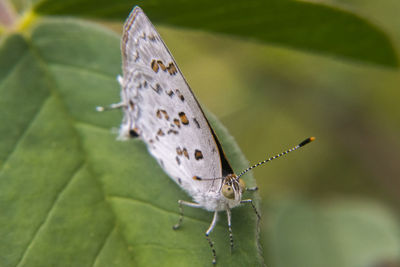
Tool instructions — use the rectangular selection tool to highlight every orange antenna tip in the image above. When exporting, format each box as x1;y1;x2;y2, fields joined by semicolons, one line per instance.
299;137;316;147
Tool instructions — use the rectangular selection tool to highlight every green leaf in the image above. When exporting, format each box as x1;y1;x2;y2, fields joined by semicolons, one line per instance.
32;0;398;68
0;18;261;266
264;199;400;267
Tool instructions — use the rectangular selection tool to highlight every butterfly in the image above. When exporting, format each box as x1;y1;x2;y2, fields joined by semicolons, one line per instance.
98;6;315;264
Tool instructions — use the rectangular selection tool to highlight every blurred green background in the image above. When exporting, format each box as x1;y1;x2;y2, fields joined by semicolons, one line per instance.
153;1;400;266
2;0;400;266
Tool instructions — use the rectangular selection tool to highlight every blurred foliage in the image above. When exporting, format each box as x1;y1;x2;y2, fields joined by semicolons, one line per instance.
32;0;399;67
1;0;400;266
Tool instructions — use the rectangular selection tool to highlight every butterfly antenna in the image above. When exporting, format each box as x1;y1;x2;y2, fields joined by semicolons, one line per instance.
236;137;315;179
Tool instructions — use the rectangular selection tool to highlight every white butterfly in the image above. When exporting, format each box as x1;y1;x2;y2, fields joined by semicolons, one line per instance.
99;6;314;264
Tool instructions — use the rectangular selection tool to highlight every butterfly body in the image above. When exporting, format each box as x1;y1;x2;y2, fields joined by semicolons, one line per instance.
192;174;245;211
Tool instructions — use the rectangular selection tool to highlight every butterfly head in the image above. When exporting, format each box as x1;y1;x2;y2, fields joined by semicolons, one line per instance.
221;174;246;200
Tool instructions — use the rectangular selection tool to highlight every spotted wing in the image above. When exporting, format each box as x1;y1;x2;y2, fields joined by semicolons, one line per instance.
119;7;228;196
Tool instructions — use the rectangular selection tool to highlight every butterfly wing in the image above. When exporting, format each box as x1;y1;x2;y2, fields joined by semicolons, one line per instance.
120;7;228;196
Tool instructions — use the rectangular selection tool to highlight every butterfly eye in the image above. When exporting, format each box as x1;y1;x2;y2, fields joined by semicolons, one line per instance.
222;184;235;199
238;178;246;192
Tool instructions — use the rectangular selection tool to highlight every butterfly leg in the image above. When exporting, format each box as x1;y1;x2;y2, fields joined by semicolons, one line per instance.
172;200;201;230
96;102;126;112
226;206;234;253
205;211;218;264
97;75;126;112
241;199;261;223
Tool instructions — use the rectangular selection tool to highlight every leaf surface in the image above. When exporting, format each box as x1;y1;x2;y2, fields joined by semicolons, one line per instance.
0;18;261;266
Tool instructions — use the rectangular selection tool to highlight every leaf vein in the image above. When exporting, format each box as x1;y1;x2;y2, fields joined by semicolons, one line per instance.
49;61;118;80
15;162;85;266
91;224;115;267
0;95;49;173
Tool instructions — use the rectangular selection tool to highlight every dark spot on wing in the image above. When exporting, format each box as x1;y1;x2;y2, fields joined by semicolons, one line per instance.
167;129;178;135
152;83;162;94
167;62;177;75
160;110;169;120
167;90;174;97
157;60;166;71
194;150;203;160
129;129;139;138
151;59;159;73
149;35;157;42
183;148;189;159
173;118;181;128
151;60;177;76
157;129;165;136
179;112;189;125
176;89;184;102
129;100;135;109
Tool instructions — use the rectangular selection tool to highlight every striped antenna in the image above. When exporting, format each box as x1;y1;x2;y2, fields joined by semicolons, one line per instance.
236;137;315;179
